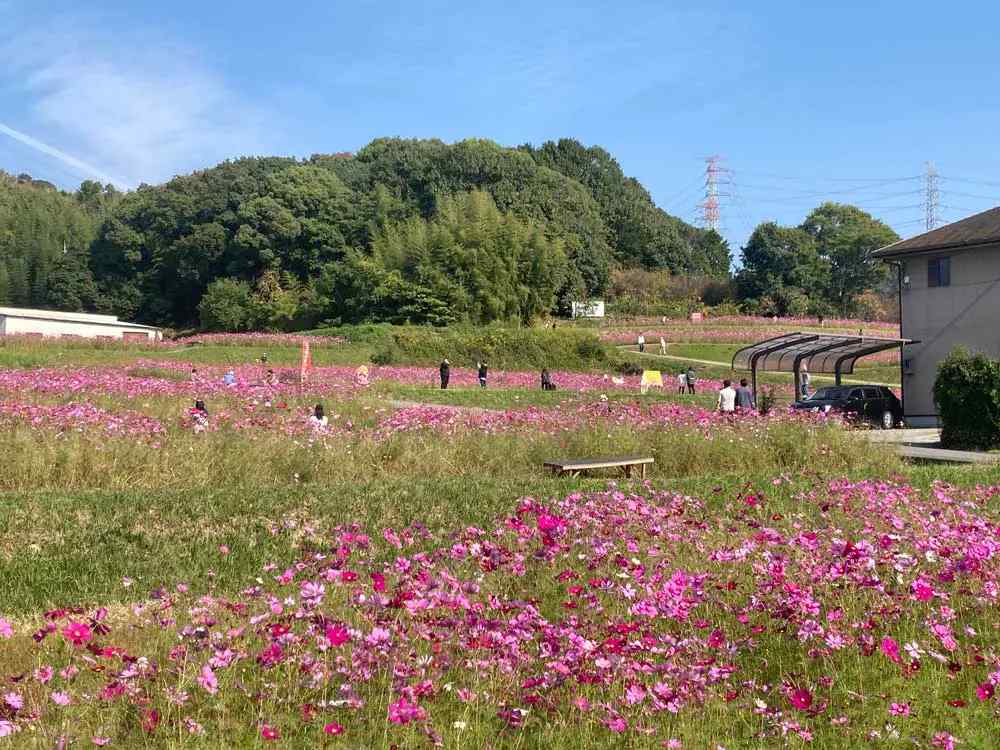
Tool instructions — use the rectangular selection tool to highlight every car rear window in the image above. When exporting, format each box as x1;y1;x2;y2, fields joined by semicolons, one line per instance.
863;387;879;399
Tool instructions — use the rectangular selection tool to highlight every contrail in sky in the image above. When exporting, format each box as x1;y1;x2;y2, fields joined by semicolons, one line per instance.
0;121;133;189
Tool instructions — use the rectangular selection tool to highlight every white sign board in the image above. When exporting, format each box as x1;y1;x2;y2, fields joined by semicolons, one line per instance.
571;300;605;319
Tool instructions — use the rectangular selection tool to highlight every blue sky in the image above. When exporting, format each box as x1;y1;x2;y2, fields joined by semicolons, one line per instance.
3;0;1000;251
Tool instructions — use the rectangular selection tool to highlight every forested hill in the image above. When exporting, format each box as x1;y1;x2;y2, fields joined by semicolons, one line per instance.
3;138;729;329
0;172;119;311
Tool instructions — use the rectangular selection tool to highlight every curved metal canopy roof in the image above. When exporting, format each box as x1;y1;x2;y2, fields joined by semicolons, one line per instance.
732;332;911;376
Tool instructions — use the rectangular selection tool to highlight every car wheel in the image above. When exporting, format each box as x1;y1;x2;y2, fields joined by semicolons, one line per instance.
881;410;895;430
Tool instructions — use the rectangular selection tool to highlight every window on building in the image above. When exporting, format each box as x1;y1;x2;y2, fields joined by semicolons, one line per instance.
928;257;951;287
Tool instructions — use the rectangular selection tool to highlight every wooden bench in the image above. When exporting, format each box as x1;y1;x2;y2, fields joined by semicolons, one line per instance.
543;456;654;479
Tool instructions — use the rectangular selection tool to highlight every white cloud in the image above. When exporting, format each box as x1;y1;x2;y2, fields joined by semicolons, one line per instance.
1;22;269;187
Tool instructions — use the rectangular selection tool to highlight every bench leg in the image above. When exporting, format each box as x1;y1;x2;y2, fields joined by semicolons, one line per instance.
640;463;647;479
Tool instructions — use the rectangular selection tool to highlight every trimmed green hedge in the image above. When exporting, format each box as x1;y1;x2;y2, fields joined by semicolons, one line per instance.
933;348;1000;450
369;325;616;371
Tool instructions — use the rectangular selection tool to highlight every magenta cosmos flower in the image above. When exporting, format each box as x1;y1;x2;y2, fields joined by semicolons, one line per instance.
61;621;92;647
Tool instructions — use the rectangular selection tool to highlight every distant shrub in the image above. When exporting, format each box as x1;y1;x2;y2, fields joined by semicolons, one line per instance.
933;349;1000;450
369;325;613;371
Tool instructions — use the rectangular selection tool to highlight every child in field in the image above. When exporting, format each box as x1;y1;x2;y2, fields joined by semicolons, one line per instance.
223;370;236;386
677;371;687;393
541;368;555;390
190;400;209;433
439;359;450;389
190;367;198;383
659;336;667;355
477;361;488;388
309;404;328;430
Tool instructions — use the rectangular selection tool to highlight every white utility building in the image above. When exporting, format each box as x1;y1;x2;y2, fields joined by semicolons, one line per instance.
0;307;161;341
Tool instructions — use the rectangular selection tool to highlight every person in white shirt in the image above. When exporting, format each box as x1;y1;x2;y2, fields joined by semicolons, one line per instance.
659;336;667;355
677;371;687;393
309;403;328;430
637;334;646;353
717;379;737;414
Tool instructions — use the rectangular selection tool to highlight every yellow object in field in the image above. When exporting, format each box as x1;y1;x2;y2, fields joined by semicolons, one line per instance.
640;370;663;394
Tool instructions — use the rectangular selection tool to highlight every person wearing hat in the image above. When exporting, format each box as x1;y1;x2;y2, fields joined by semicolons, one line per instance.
439;359;450;390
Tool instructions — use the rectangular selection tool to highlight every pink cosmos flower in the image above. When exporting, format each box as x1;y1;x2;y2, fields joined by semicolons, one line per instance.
388;697;426;724
789;688;813;711
260;725;280;741
0;721;15;737
92;738;111;747
61;621;92;647
34;666;54;684
881;637;901;663
325;624;350;646
0;618;12;639
323;723;345;735
605;717;627;733
889;702;910;716
976;682;994;701
50;691;71;706
197;664;218;695
3;692;23;711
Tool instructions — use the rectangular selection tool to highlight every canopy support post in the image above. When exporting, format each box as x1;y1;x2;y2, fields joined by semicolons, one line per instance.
835;364;842;386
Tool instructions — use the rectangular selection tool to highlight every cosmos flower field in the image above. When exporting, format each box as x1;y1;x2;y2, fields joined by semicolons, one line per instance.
0;329;997;749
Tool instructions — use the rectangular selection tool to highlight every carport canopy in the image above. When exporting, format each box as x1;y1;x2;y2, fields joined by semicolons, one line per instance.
731;332;911;400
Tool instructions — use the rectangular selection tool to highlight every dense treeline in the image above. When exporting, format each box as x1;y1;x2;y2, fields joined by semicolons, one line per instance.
1;140;901;330
87;137;729;329
0;173;118;310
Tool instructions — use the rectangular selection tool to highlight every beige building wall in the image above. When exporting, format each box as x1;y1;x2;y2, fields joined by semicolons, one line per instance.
0;311;160;341
898;243;1000;426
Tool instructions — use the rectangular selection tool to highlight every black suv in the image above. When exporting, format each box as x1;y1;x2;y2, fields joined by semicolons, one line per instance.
792;385;902;429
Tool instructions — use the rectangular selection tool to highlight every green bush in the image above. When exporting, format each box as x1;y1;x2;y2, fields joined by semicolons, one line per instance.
369;325;613;371
933;348;1000;450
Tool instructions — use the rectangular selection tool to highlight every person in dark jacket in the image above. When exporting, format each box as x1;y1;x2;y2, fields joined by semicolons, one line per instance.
477;361;488;388
735;378;755;411
541;368;555;390
686;367;697;394
439;359;450;389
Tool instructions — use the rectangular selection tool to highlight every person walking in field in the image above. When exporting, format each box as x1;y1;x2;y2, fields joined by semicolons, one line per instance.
718;379;737;414
439;359;450;390
800;363;811;400
223;369;236;386
686;367;697;394
735;378;755;412
477;361;488;388
659;336;667;355
677;370;687;393
637;333;646;353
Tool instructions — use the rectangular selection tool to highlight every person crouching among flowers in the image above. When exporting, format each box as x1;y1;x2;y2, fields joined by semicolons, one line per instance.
309;403;328;431
189;400;209;433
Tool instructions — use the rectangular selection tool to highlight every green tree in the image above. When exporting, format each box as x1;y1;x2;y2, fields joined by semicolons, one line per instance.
800;202;898;316
198;278;256;331
736;223;824;312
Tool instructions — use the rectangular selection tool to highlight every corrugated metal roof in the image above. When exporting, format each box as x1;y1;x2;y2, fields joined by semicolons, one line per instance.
0;306;160;330
732;332;910;375
874;206;1000;258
